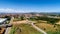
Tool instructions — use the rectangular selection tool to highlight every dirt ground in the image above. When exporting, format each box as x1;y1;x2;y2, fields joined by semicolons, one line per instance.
12;20;36;25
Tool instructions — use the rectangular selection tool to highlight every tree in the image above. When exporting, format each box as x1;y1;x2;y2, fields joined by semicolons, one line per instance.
4;16;11;20
20;16;24;20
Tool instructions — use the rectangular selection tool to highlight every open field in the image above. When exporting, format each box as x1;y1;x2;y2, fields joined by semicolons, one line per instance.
27;16;60;34
35;22;60;34
13;20;36;24
10;24;42;34
10;16;60;34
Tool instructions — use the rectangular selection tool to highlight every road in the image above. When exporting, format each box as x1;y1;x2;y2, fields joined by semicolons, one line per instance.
5;17;14;34
27;21;47;34
31;23;47;34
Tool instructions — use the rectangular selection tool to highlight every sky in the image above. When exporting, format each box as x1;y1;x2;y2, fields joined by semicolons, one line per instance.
0;0;60;13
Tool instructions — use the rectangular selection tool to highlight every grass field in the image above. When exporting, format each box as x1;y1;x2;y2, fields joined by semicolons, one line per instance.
35;22;60;34
10;24;42;34
10;17;60;34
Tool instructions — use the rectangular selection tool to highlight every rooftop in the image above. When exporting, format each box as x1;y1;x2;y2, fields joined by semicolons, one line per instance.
0;18;7;24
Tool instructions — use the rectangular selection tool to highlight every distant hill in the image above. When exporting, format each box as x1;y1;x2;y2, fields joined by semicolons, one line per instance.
0;12;60;15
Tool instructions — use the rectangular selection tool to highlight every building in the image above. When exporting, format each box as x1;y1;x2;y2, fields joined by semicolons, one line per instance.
0;18;7;25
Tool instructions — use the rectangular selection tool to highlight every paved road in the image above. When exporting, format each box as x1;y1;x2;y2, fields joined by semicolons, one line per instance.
5;17;14;34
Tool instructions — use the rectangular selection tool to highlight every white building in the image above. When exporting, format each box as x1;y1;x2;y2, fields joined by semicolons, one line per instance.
0;18;7;25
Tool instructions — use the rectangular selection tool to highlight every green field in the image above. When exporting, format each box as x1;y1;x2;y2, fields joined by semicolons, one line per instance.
10;24;42;34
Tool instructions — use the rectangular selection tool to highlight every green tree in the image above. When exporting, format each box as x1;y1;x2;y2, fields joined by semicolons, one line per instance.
4;16;11;20
20;16;24;20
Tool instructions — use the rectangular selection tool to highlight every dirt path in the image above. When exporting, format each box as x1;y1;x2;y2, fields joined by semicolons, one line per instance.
13;20;28;24
31;23;47;34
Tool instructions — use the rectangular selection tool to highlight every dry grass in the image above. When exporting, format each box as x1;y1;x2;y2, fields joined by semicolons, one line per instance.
35;23;58;32
10;24;42;34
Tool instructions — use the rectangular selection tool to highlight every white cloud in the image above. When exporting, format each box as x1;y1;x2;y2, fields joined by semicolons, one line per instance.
0;8;24;13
